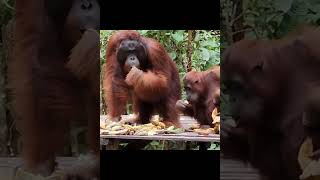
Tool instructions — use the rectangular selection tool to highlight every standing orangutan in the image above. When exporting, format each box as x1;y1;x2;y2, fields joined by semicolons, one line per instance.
103;30;181;127
9;0;100;179
176;66;220;127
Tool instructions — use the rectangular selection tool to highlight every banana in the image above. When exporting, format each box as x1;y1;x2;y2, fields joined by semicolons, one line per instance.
108;129;129;135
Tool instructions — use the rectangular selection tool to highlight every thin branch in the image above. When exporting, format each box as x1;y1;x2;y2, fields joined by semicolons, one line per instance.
267;11;286;22
231;2;237;24
230;11;245;25
231;28;252;35
223;2;233;44
2;0;15;11
249;25;260;39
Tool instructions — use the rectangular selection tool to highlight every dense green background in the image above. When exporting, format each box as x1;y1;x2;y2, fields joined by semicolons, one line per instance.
221;0;320;48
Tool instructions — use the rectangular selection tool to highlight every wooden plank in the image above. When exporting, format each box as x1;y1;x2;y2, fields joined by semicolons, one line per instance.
0;157;260;179
220;159;260;180
101;133;219;143
0;157;77;168
0;157;78;180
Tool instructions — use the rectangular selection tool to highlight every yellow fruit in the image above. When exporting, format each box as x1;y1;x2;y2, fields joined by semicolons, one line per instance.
213;116;220;124
167;126;175;131
190;123;200;130
111;125;123;131
109;129;128;135
211;108;219;121
194;129;210;135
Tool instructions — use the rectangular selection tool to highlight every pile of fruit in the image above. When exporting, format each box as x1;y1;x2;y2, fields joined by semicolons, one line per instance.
187;108;220;135
100;108;220;136
100;117;184;136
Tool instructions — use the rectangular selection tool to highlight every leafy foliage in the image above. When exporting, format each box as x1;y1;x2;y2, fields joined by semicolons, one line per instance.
0;0;14;28
100;30;220;74
221;0;320;44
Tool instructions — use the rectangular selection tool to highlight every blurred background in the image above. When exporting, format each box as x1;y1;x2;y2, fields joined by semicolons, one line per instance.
0;0;90;158
0;0;17;157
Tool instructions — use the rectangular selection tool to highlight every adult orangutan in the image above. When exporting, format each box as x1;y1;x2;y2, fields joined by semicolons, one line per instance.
176;66;220;127
103;30;181;127
221;27;320;180
9;0;100;179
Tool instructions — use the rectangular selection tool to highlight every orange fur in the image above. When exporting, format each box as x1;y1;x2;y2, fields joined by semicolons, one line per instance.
104;30;181;126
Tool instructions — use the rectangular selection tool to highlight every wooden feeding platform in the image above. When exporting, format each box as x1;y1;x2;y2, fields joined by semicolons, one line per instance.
100;115;220;150
0;158;260;180
220;158;260;180
101;132;220;142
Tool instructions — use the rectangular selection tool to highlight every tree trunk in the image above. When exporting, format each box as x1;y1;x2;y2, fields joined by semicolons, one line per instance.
186;30;194;72
100;63;107;114
232;0;245;42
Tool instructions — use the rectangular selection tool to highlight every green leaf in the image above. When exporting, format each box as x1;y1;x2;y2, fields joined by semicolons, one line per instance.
200;48;210;61
169;52;177;60
139;30;149;35
274;0;293;12
171;31;185;43
201;40;219;48
194;32;201;42
274;0;309;37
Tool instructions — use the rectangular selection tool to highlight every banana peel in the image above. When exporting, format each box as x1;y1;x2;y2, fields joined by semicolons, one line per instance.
193;129;211;135
212;108;219;119
211;108;220;134
151;119;166;129
298;137;320;180
190;123;201;130
299;138;314;169
108;129;129;135
212;123;220;134
193;128;216;135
